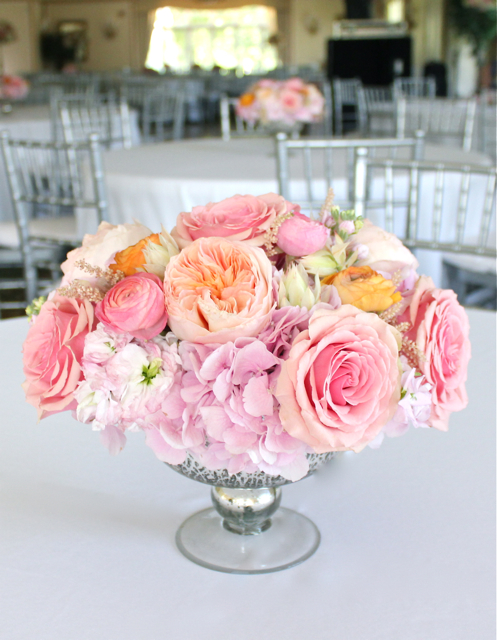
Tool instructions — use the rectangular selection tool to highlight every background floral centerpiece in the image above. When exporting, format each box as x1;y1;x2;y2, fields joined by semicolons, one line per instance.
236;78;325;135
0;74;29;101
22;191;471;484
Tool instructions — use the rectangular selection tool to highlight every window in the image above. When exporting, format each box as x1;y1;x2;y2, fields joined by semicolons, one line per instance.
145;5;279;75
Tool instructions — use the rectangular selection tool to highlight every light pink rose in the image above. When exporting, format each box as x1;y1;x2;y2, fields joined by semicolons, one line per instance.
171;193;299;250
275;305;401;452
164;237;275;344
277;213;329;256
22;294;97;419
96;273;167;340
61;221;152;289
399;276;471;430
353;219;419;279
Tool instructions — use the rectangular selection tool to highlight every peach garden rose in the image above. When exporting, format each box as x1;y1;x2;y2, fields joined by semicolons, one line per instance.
164;237;275;344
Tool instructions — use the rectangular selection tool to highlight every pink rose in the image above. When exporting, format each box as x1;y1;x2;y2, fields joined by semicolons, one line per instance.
96;273;168;340
164;237;275;344
22;294;97;419
275;305;401;452
400;276;471;430
61;221;152;289
353;219;419;280
277;213;329;256
171;193;299;250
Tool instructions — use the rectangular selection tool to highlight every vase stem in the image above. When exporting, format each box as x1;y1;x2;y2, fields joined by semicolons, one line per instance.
211;486;282;535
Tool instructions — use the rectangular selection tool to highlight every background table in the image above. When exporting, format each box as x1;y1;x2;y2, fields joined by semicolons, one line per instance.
0;308;495;640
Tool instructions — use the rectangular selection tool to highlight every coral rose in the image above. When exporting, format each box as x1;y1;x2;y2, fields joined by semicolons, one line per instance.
96;273;168;340
109;233;161;276
22;294;97;420
323;266;402;312
275;305;401;452
171;193;298;249
164;237;275;344
61;221;152;289
400;276;471;430
109;228;179;278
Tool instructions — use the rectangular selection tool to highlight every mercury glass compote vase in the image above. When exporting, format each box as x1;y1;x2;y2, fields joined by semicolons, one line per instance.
167;451;334;574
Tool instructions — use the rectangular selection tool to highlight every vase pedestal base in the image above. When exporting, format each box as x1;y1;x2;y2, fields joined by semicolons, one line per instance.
176;506;320;574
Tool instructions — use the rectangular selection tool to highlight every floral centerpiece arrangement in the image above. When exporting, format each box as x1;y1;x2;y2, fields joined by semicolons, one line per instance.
22;192;471;483
236;78;325;129
0;74;28;101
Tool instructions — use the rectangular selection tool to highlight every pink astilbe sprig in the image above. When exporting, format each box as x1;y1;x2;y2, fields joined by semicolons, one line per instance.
57;259;126;302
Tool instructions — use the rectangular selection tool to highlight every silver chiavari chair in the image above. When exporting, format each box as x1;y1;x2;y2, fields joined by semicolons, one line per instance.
353;148;497;305
357;85;395;136
60;96;134;149
0;132;108;311
332;78;365;136
141;84;185;143
396;97;478;151
275;131;425;216
393;77;436;99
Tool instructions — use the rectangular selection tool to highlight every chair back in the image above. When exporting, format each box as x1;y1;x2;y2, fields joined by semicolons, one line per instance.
353;147;496;257
332;78;365;135
0;132;108;301
60;97;133;149
275;132;425;216
141;85;185;142
393;77;436;99
396;97;477;151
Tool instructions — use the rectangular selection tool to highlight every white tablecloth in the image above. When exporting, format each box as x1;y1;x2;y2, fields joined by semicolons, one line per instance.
80;138;493;286
0;308;495;640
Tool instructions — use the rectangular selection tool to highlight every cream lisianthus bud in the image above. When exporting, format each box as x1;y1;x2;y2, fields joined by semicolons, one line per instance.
278;263;322;310
139;227;180;278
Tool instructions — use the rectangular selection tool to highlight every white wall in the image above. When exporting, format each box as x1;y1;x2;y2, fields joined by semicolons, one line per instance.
0;1;37;73
289;0;343;68
44;1;133;71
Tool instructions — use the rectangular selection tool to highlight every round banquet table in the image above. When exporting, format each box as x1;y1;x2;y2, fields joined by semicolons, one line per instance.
0;308;495;640
78;137;494;286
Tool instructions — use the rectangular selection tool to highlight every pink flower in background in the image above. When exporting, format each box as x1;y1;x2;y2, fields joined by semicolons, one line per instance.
276;305;401;452
22;294;97;420
96;273;167;340
0;75;29;100
75;325;183;458
400;276;471;430
172;193;298;249
61;221;152;290
277;213;329;256
164;237;275;344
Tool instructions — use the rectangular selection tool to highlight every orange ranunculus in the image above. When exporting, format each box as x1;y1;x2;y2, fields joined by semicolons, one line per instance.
322;266;402;313
239;92;256;107
109;233;161;276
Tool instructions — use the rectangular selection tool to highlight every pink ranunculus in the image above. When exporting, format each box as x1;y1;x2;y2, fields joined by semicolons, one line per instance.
275;305;401;452
96;273;167;340
164;237;275;344
277;212;329;256
61;221;152;289
352;219;419;280
22;294;97;420
171;193;299;249
399;276;471;430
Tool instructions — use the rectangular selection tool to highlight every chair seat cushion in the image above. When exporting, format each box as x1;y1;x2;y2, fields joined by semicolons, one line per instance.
0;216;79;248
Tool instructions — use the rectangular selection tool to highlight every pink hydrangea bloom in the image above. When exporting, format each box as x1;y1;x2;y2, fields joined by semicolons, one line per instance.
172;338;311;481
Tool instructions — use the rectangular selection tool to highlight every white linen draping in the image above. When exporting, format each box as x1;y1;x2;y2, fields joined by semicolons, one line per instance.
0;308;494;640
